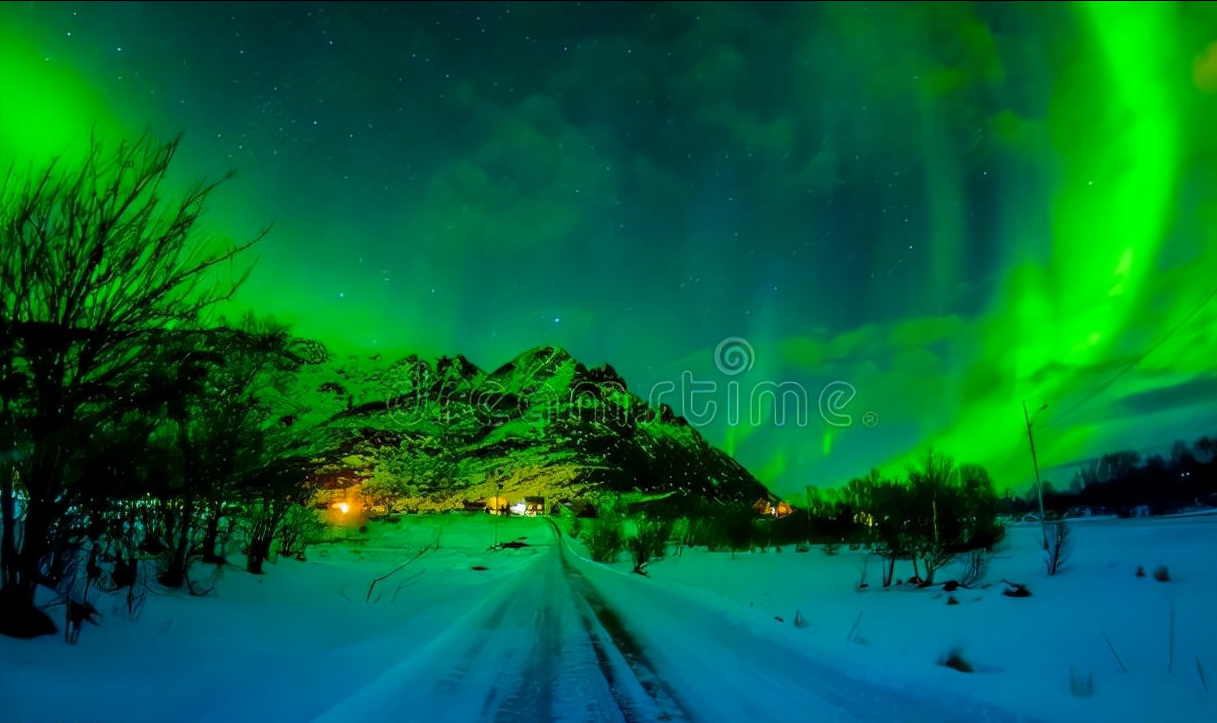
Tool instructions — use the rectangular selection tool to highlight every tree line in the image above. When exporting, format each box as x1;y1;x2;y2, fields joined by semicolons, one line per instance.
574;450;1004;588
1006;439;1217;517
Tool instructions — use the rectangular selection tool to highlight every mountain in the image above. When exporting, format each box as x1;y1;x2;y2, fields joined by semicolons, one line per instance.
310;346;777;512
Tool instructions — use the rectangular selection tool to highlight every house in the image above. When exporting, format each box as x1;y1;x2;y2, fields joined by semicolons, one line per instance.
462;500;487;512
524;496;545;517
752;499;793;518
485;496;509;515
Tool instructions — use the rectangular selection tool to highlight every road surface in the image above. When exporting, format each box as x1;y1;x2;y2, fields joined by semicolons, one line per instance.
309;520;1042;723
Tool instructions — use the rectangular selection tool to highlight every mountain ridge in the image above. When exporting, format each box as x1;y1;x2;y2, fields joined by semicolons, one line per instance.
310;344;777;511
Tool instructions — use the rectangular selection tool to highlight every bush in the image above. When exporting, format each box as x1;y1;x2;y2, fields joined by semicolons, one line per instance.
939;648;973;673
670;516;690;555
581;519;624;563
1045;520;1069;576
556;504;582;538
719;505;759;555
626;516;673;574
277;504;325;561
957;549;989;587
1069;667;1095;697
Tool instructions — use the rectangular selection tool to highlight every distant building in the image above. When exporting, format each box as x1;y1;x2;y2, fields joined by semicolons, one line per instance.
752;499;793;518
485;496;509;515
524;496;545;517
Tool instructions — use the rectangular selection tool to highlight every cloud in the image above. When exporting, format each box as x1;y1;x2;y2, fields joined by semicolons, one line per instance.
397;92;619;257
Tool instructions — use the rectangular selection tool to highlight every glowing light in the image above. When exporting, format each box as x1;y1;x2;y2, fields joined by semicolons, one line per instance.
334;502;350;514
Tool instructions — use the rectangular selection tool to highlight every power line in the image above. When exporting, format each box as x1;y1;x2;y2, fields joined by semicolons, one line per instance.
1040;280;1217;429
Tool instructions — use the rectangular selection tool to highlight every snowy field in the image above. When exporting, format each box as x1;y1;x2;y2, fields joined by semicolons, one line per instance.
0;513;1212;723
627;514;1217;723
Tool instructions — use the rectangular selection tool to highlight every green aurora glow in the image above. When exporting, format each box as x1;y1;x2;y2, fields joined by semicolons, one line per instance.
1;1;1214;498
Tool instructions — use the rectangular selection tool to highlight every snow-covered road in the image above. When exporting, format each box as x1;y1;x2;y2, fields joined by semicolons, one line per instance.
307;521;683;723
305;520;1041;723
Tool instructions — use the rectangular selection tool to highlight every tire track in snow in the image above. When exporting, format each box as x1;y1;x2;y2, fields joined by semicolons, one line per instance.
493;523;651;723
546;519;695;723
310;528;654;723
307;552;549;723
570;549;1049;723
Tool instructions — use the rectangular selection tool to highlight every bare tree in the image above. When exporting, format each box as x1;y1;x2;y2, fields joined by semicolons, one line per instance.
0;131;264;635
1045;520;1070;576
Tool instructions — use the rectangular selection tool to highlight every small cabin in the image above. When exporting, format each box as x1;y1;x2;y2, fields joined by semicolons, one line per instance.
753;499;793;518
524;496;545;517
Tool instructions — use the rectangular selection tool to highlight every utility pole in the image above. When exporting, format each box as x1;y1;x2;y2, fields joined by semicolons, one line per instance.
1023;400;1049;550
494;478;504;548
805;485;814;545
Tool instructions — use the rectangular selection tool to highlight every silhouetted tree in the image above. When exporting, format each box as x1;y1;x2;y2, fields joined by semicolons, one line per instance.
1170;440;1195;468
0;132;264;635
1195;436;1214;464
1039;434;1217;516
1101;450;1141;479
842;453;1002;587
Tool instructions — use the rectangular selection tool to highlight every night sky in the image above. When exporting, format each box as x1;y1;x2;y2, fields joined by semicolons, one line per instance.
2;1;1215;498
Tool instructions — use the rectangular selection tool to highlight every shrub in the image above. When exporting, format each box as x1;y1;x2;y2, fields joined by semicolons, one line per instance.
685;503;758;554
957;549;989;587
724;508;758;555
939;648;973;673
581;519;624;563
556;504;582;538
670;516;690;555
277;504;325;560
1045;520;1069;575
626;516;673;574
1069;667;1095;697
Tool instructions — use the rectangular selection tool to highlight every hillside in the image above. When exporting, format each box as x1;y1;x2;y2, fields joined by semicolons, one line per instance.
308;346;776;511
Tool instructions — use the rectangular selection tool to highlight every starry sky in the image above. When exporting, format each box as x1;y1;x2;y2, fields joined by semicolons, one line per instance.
2;1;1215;498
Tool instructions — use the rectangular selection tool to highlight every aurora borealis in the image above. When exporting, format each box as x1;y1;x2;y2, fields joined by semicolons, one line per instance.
1;1;1214;499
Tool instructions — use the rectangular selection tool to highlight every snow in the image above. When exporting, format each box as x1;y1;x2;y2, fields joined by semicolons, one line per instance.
1;514;1213;722
614;515;1216;723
